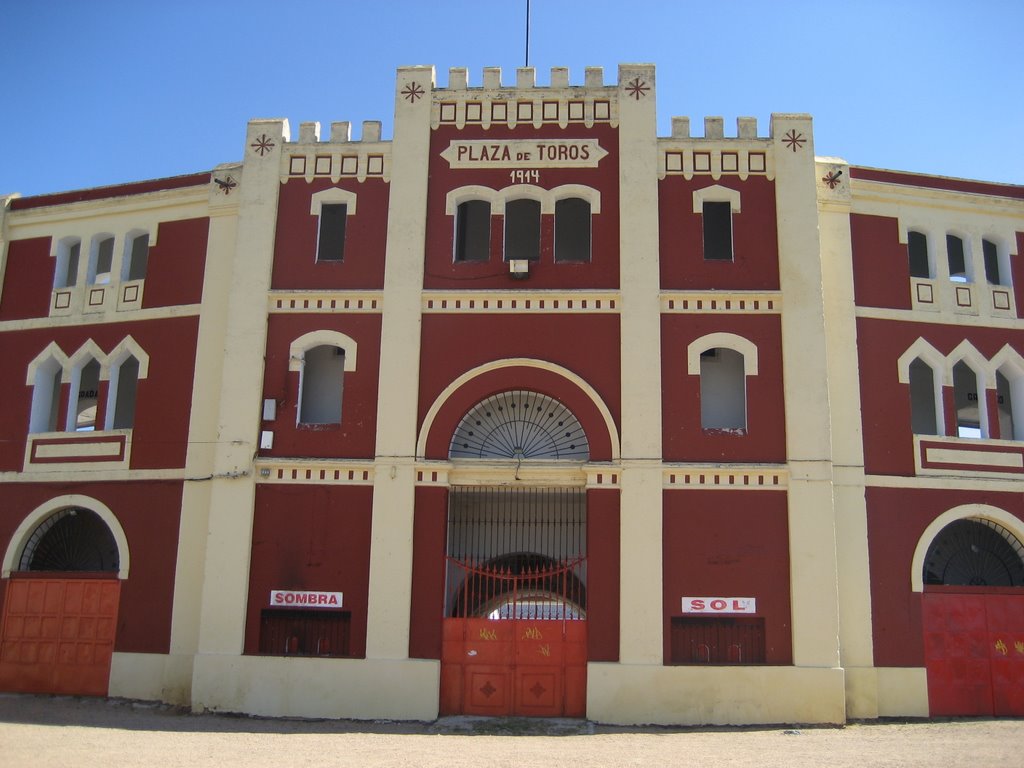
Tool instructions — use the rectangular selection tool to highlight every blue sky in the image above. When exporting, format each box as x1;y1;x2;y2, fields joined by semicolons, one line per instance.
2;0;1022;197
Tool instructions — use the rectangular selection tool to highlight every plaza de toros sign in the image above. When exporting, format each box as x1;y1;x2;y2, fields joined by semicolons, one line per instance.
441;139;607;169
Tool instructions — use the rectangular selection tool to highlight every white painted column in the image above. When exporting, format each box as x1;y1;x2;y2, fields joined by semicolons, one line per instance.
364;66;434;660
818;158;877;716
193;120;287;671
772;114;842;670
616;64;664;665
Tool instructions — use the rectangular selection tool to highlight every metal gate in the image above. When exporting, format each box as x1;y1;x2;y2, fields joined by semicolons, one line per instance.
440;486;587;717
0;576;121;696
923;592;1024;716
440;556;587;717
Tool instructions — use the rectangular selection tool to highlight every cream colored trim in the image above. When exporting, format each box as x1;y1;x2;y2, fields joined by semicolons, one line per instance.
4;188;209;234
661;291;781;313
422;290;618;313
444;184;601;216
692;183;741;213
2;494;130;579
992;344;1024;376
309;187;358;216
0;303;202;333
444;185;500;215
254;459;375;485
269;291;382;313
857;304;1024;329
104;335;151;379
288;330;358;372
947;339;992;391
910;503;1024;592
416;358;620;460
896;338;949;385
865;473;1024;492
663;464;787;489
686;332;759;376
67;339;105;371
913;434;1024;479
25;342;69;384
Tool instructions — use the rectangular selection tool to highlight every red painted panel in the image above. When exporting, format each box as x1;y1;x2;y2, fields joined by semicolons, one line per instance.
272;178;389;290
922;593;992;716
424;123;620;291
260;314;382;459
0;577;120;696
662;490;792;665
986;594;1024;716
850;214;913;310
586;488;619;662
0;237;53;320
140;218;210;309
660;313;786;463
245;485;373;658
659;175;779;291
409;486;448;660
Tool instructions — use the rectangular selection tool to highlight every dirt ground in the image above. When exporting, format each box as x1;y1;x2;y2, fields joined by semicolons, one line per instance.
0;694;1021;768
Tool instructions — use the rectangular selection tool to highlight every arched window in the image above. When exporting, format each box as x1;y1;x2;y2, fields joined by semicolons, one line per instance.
952;360;982;438
69;358;101;432
106;355;140;429
699;348;747;430
923;518;1024;587
692;185;741;262
504;198;541;261
122;233;150;281
454;200;491;262
29;357;63;433
53;238;81;289
907;230;930;278
298;345;346;424
554;197;591;262
946;234;969;283
908;358;940;435
18;508;120;573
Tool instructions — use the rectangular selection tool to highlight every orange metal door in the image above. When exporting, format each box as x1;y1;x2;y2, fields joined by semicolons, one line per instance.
0;577;120;696
440;618;587;717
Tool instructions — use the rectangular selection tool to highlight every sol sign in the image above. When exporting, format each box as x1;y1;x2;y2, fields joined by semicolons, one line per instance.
682;596;756;614
270;590;343;609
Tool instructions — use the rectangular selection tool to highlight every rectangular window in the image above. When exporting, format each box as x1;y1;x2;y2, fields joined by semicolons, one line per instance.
125;235;150;281
504;199;541;261
259;609;352;657
908;231;930;278
316;203;347;262
702;201;733;261
983;239;1000;285
455;200;491;262
555;197;591;263
93;237;114;284
947;234;967;281
669;617;765;665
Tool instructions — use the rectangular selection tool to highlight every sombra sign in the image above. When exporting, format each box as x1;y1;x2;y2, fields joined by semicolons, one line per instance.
270;590;344;609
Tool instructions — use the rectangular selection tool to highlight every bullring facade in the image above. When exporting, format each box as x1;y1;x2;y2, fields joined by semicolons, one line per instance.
0;64;1022;724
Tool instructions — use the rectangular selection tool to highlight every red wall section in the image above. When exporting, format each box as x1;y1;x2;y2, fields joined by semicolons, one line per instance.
857;318;1024;476
1;317;200;471
662;490;792;664
0;237;53;320
141;218;210;309
260;314;382;459
849;167;1024;200
272;178;389;290
245;484;373;658
587;488;620;661
10;173;211;210
0;481;182;654
659;176;779;291
661;314;786;463
866;486;1024;666
424;123;620;290
850;213;913;310
409;486;448;659
419;314;620;461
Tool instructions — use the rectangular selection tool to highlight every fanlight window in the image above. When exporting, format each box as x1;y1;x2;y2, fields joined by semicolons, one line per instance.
449;390;589;460
923;518;1024;587
18;508;120;572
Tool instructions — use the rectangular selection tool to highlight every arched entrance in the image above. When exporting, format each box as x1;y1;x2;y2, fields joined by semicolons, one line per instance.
439;390;590;717
0;506;123;696
919;515;1024;716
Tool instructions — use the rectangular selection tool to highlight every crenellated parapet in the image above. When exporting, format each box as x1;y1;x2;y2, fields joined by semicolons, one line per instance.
431;66;621;130
659;115;777;181
280;118;391;185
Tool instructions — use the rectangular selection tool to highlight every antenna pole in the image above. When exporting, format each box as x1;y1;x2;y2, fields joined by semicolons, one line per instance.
525;0;531;67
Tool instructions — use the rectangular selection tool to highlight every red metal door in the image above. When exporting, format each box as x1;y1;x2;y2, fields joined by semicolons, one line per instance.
923;592;1024;716
0;577;120;696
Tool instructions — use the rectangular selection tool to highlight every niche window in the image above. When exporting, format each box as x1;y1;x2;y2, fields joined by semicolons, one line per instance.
554;197;591;262
29;358;63;433
54;239;81;289
454;200;491;262
908;231;930;278
702;201;733;261
953;360;982;438
106;356;140;429
70;359;101;431
504;198;541;261
983;239;1001;285
299;345;346;425
89;236;115;285
316;204;347;262
908;358;940;435
122;234;150;281
700;348;747;430
947;234;969;283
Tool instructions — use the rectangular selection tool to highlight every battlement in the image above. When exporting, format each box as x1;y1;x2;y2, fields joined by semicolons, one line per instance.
442;66;611;91
294;120;383;144
670;116;761;140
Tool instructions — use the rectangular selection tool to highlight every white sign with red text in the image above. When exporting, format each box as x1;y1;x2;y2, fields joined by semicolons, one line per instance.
681;597;756;614
270;590;343;609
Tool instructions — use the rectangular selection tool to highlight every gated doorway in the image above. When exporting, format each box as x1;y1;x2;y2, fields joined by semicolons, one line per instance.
920;517;1024;716
0;507;122;696
439;486;587;717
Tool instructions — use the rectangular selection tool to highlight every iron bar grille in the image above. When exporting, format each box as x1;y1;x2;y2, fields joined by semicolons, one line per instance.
445;486;586;619
259;609;352;657
669;617;766;665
